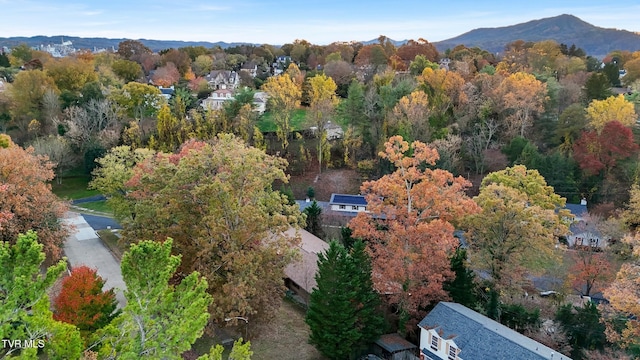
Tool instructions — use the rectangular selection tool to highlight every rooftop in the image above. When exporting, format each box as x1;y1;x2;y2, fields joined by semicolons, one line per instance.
419;302;572;360
329;193;367;206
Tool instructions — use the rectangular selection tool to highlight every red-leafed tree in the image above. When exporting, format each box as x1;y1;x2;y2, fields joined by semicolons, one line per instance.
573;120;639;176
53;266;120;333
566;248;613;297
348;136;480;329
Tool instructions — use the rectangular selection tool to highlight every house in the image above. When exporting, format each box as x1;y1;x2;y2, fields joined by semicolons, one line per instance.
158;85;174;100
204;70;240;90
325;121;344;140
329;193;367;213
240;61;258;78
253;91;268;114
283;227;329;304
419;302;572;360
564;199;608;250
201;89;234;110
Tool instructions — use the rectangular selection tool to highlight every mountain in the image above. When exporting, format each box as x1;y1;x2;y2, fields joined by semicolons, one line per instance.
0;35;251;52
434;14;640;57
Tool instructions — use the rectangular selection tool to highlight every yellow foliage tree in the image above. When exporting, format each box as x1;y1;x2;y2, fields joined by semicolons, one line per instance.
389;90;431;143
306;74;338;172
586;95;637;133
261;74;301;152
495;72;547;139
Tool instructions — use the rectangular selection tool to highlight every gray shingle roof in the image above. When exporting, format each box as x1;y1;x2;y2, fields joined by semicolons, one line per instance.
418;302;572;360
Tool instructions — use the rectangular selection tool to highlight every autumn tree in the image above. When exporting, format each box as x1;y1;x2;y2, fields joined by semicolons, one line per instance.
0;136;69;260
417;67;466;131
494;71;547;139
116;40;151;60
464;165;569;295
566;248;613;297
306;240;384;360
586;95;637;132
53;266;120;335
349;136;479;327
261;74;301;152
572;120;639;176
111;59;143;83
152;62;180;87
602;233;640;354
94;239;211;359
90;145;156;222
30;135;75;183
7;69;59;141
110;82;163;120
119;135;305;324
306;73;339;172
0;231;83;359
46;56;98;93
388;90;431;143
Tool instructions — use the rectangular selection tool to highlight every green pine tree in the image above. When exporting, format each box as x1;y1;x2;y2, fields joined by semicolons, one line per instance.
349;240;386;354
306;240;384;360
443;247;478;308
304;200;324;238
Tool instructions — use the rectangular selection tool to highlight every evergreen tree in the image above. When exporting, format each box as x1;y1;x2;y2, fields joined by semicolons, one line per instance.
304;200;324;239
349;240;385;354
306;240;384;360
556;302;607;360
443;247;477;308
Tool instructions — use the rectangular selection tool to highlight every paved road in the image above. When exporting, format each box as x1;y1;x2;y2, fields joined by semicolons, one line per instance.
82;214;122;230
63;213;126;308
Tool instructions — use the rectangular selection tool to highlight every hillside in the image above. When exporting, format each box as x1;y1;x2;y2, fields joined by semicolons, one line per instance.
434;14;640;57
0;35;251;52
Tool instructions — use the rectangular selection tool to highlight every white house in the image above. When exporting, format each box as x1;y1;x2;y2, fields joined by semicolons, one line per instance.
564;199;608;250
329;194;367;213
419;302;572;360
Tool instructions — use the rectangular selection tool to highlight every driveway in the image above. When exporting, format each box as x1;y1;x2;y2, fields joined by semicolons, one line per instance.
63;213;127;308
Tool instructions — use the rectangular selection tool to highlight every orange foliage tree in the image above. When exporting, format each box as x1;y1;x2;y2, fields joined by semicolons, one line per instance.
53;266;120;333
566;248;613;297
0;134;68;260
349;136;480;326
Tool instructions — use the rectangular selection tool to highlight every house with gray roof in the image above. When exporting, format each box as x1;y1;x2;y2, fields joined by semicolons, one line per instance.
563;199;607;250
418;302;571;360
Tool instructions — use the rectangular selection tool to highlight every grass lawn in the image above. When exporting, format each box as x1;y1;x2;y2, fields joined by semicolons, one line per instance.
76;200;112;214
249;299;326;360
189;299;325;360
257;109;309;133
51;176;100;200
96;229;124;261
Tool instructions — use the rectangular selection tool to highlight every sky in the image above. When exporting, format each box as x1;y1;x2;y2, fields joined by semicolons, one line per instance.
1;0;639;45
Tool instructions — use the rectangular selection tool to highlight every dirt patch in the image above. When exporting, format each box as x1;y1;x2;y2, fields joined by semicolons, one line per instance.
289;168;362;201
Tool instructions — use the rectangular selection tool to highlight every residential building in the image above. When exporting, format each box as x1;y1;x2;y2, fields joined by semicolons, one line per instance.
283;227;329;304
329;194;367;213
158;85;174;100
205;70;240;90
418;302;571;360
240;61;258;78
564;199;607;250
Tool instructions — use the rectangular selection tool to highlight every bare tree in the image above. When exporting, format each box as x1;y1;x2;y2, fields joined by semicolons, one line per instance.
63;99;121;152
30;135;76;183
